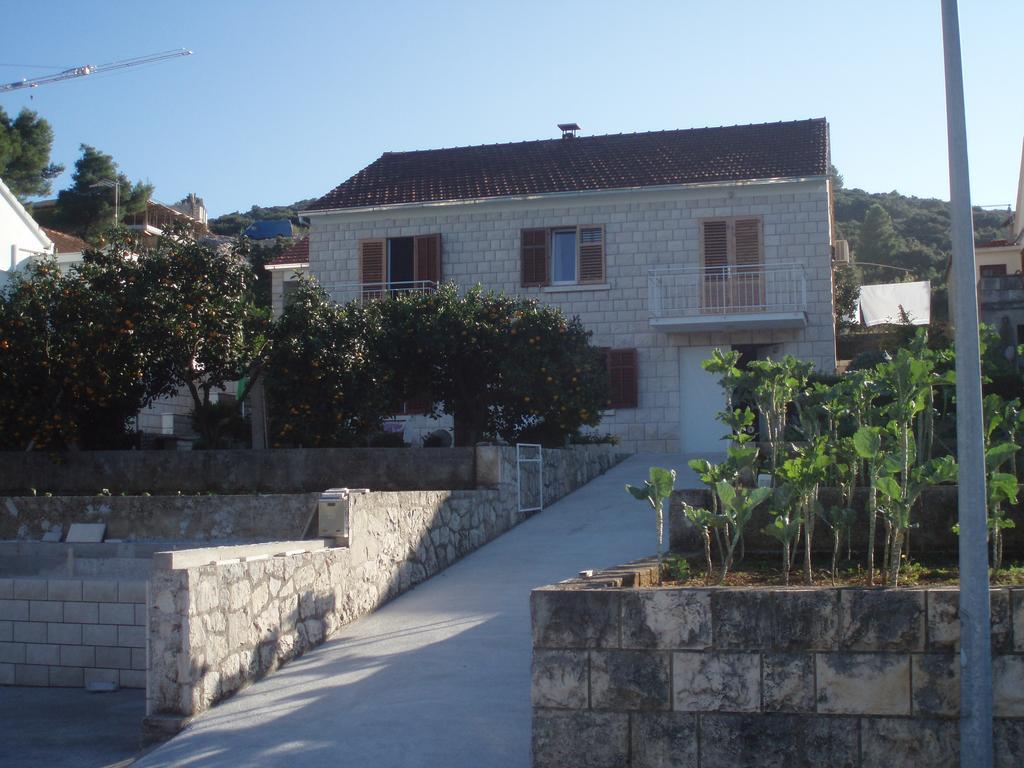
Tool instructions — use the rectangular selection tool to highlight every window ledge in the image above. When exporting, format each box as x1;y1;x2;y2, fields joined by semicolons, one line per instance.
541;283;611;294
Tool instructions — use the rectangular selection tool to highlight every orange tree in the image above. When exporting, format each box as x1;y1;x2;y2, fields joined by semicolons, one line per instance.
264;280;394;446
266;282;607;447
0;237;174;450
138;224;271;448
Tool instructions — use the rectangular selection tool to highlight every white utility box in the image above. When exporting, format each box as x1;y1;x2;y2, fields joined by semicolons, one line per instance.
317;488;368;546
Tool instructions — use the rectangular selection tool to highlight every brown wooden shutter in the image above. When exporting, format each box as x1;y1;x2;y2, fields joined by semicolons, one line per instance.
521;228;549;287
701;220;728;271
413;233;442;286
733;218;762;268
607;348;638;409
733;218;764;307
578;225;605;283
359;238;386;299
701;220;728;309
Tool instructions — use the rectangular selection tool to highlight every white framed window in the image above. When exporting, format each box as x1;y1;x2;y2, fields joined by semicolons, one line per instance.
551;229;578;283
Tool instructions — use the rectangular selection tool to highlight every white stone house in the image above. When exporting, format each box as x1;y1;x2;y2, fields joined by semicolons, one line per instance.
279;119;838;453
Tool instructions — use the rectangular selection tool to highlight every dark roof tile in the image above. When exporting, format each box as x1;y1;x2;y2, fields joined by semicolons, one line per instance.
41;228;88;254
266;237;309;267
311;119;829;211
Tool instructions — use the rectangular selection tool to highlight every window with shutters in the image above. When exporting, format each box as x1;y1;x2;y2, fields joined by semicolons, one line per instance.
605;348;638;409
520;225;605;287
699;217;764;311
359;234;441;299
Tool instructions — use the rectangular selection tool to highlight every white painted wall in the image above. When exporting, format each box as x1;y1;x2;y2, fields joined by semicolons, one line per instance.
0;177;52;285
306;180;836;452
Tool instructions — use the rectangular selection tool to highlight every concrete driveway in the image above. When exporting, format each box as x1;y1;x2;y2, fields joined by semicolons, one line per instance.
0;688;144;768
133;452;704;768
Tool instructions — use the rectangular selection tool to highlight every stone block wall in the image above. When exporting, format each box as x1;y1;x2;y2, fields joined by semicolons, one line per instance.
531;570;1024;767
148;444;621;721
1;493;317;542
0;577;146;689
0;446;482;496
309;180;837;453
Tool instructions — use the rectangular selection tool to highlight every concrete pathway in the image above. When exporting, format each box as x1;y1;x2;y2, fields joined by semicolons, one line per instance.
134;453;706;768
0;688;144;768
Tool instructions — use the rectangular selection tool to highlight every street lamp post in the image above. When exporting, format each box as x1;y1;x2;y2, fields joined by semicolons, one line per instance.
940;1;993;765
90;178;120;226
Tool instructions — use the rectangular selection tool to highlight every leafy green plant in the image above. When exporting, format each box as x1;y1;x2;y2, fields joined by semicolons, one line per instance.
713;480;771;583
680;501;716;584
853;425;885;585
763;483;803;586
746;356;812;483
820;504;858;585
773;437;831;585
661;553;691;582
626;467;677;562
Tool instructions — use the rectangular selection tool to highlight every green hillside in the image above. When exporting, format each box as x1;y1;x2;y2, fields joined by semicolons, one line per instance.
833;181;1013;321
208;199;317;236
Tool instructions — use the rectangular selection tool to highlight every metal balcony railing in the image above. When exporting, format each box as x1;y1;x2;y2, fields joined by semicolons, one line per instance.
648;263;807;321
321;280;438;305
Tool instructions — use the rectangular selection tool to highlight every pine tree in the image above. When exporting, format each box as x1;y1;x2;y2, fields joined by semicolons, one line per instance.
54;145;152;243
856;203;907;284
0;107;64;199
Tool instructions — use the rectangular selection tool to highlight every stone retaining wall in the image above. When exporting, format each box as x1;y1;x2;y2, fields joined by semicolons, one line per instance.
0;577;147;689
147;444;622;724
531;562;1024;767
0;446;482;495
1;494;317;542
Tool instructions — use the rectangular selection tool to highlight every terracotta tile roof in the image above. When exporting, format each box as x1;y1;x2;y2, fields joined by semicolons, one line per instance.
265;236;309;267
41;228;88;254
310;118;829;212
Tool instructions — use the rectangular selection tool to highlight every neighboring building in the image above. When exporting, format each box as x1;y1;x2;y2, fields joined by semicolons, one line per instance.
955;139;1024;365
1;176;54;288
123;198;209;247
265;236;309;317
170;192;208;227
296;119;838;454
40;228;88;273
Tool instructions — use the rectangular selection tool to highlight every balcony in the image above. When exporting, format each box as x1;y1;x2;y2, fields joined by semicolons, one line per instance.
323;280;438;305
647;263;808;333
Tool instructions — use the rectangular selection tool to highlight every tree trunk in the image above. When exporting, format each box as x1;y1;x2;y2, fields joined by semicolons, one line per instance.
702;530;713;585
888;529;904;587
831;529;840;586
782;541;791;586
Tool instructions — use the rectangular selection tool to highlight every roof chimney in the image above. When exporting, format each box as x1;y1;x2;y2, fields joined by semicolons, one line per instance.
558;122;581;139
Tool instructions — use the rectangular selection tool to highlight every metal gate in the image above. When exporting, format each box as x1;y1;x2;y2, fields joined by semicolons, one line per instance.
516;443;544;514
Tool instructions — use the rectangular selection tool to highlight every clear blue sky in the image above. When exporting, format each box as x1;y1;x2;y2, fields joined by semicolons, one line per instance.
2;0;1021;217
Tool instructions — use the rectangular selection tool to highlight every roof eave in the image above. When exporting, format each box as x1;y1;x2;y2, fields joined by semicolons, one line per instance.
302;174;829;217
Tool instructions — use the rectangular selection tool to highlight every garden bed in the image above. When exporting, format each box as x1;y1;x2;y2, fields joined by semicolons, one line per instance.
660;553;1024;588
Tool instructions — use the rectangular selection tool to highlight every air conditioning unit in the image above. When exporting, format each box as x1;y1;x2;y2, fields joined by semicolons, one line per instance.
834;240;851;264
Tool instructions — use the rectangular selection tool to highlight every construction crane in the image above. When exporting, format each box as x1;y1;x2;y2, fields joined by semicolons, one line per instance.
0;49;192;93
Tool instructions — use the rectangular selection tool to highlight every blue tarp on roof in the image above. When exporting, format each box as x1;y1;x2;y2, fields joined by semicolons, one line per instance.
244;219;292;240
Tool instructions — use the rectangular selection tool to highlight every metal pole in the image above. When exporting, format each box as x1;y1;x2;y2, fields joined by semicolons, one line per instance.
940;2;993;765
